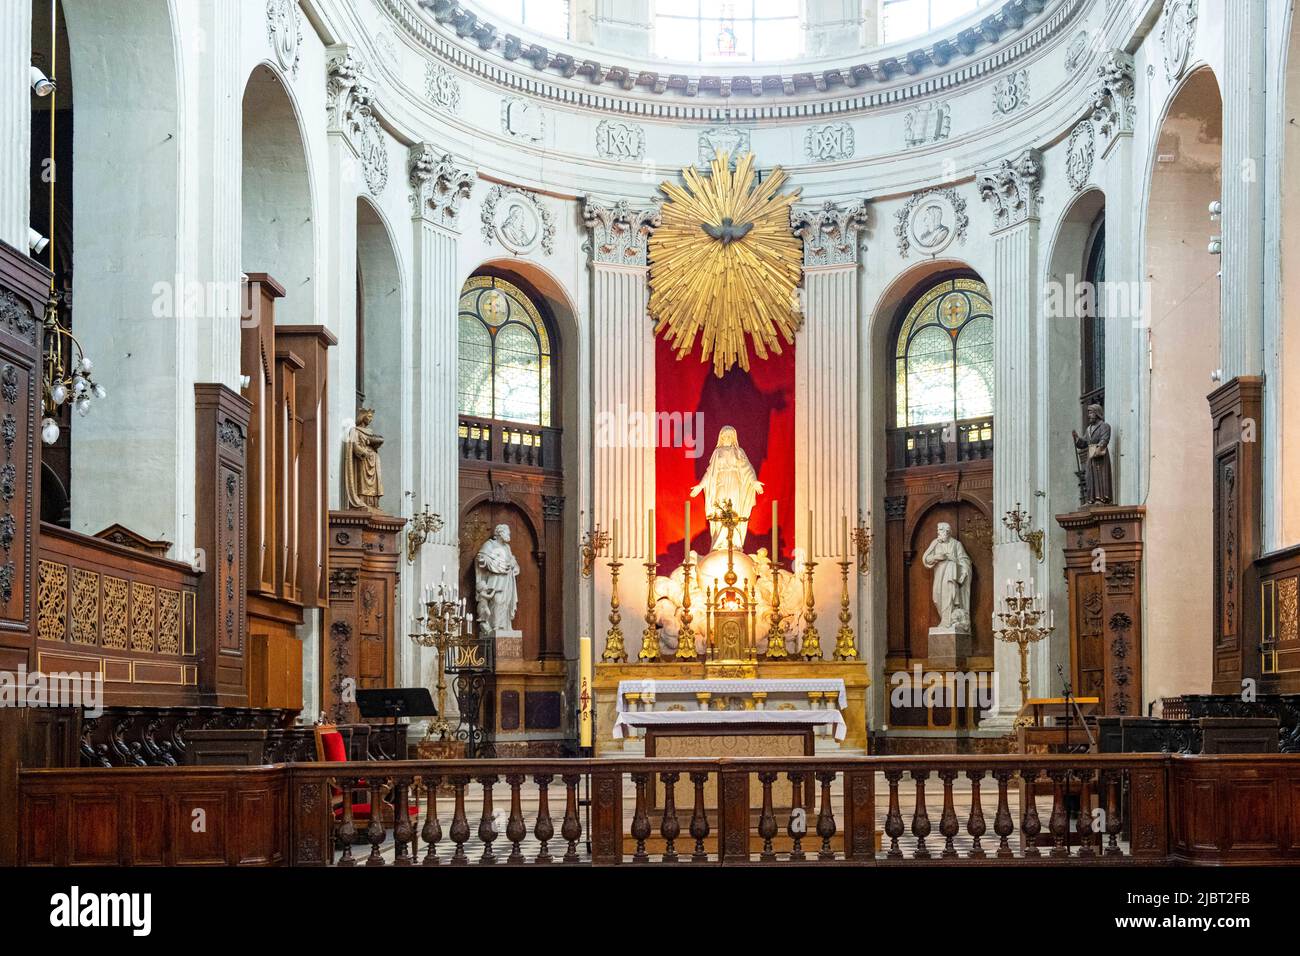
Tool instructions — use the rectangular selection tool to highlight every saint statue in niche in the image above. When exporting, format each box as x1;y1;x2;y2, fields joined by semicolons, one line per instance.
1073;404;1114;505
343;408;385;510
923;522;972;632
475;523;521;635
690;425;764;551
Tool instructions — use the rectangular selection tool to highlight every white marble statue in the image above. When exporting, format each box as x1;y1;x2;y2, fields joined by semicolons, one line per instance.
689;425;764;551
922;522;972;632
475;524;520;635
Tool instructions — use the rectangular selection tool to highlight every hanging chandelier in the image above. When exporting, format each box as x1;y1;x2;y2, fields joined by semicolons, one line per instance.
38;0;104;446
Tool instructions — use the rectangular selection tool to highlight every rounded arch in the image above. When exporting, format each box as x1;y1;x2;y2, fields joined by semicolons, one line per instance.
1142;65;1223;701
242;63;316;326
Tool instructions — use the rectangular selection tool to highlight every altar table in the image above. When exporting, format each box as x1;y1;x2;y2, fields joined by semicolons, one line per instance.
616;677;848;710
612;708;847;742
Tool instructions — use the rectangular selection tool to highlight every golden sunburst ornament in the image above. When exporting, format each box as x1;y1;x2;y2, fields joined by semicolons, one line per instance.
649;150;804;377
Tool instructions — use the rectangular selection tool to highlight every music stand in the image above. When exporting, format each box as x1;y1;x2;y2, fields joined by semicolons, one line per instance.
356;688;438;760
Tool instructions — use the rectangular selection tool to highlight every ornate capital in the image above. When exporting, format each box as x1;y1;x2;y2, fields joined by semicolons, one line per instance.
582;198;661;267
976;148;1043;232
790;199;870;267
1090;50;1136;143
326;47;389;195
409;145;475;228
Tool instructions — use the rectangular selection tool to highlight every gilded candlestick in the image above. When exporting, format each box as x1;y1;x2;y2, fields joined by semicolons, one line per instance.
765;559;789;659
601;558;626;662
677;555;699;660
993;578;1054;707
639;560;660;661
800;559;822;660
833;558;858;661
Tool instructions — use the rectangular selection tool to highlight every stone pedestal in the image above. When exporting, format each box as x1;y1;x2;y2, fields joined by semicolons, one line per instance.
926;627;971;669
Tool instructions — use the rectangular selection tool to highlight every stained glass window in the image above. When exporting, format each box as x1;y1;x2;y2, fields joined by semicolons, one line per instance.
653;1;801;63
894;277;994;426
458;275;552;426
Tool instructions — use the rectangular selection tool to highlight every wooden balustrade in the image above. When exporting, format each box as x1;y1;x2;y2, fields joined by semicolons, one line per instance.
24;753;1300;866
457;415;561;473
888;416;994;470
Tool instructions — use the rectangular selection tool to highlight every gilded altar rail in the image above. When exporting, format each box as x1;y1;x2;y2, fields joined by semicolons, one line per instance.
19;754;1300;866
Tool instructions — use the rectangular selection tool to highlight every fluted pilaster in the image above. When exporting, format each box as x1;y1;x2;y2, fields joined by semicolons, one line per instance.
0;1;31;250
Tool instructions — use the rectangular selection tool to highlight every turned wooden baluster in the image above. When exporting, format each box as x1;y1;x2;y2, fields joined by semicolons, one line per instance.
992;768;1014;859
336;775;357;867
421;774;442;866
561;773;582;862
448;774;471;865
883;768;905;859
1048;769;1070;858
630;771;651;863
910;769;932;860
393;776;414;866
965;769;987;859
505;773;527;864
1020;767;1042;857
815;770;837;861
659;771;682;862
787;770;809;861
757;771;778;862
1076;769;1096;858
689;771;710;862
365;778;387;866
938;769;959;859
1103;770;1123;857
533;773;555;863
477;774;499;864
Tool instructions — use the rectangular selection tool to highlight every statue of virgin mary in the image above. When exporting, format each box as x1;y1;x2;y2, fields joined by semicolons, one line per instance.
690;425;764;551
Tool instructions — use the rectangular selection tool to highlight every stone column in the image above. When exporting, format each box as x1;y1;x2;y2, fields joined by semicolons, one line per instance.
1090;51;1141;505
976;148;1044;725
409;144;475;718
1219;0;1266;381
582;0;653;58
806;0;874;57
0;0;32;250
791;200;869;655
582;199;659;660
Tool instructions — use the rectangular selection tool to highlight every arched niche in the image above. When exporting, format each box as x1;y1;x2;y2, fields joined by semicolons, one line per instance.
62;0;183;542
1142;66;1223;700
241;64;316;326
458;259;580;664
355;196;406;498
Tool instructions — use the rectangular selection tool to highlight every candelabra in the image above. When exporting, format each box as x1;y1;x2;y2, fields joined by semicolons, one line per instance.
404;505;445;563
676;554;699;660
601;556;627;662
1002;502;1044;563
580;524;609;578
799;559;822;660
639;559;660;661
850;510;873;575
41;294;106;445
833;558;858;661
408;583;466;741
764;559;789;659
993;578;1054;708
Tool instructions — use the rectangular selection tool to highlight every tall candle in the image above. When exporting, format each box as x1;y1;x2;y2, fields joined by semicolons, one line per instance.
842;514;848;558
684;499;691;557
772;501;779;563
612;518;619;559
807;508;814;555
648;508;656;560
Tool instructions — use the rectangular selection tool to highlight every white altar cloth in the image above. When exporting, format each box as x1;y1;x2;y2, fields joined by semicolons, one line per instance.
616;678;847;710
613;708;847;742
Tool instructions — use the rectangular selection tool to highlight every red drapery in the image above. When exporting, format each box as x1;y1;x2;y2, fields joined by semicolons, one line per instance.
654;339;796;568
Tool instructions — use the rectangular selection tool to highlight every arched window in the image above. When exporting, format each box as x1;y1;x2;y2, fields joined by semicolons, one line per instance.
1081;218;1106;421
894;277;994;426
458;275;553;426
653;1;801;62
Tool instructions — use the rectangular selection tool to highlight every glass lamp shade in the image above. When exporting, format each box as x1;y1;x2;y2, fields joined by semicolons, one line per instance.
41;417;60;445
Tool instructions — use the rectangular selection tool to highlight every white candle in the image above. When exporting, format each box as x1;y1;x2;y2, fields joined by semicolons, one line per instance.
648;508;656;560
772;501;779;563
612;518;619;559
684;499;691;556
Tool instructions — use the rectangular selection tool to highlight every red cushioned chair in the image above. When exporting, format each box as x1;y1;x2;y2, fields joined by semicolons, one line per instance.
315;723;418;851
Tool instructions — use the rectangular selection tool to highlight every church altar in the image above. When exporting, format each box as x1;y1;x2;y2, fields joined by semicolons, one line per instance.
613;708;847;742
616;677;848;710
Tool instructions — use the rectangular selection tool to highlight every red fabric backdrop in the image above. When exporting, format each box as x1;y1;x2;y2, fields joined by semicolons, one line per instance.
654;339;796;568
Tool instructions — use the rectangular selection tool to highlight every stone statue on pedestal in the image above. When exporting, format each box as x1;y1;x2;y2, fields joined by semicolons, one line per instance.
343;408;385;510
1073;404;1114;505
923;522;973;634
475;524;520;636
